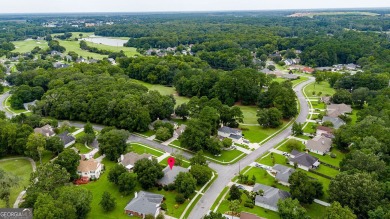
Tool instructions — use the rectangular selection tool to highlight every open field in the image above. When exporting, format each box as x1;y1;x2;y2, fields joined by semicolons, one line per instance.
83;41;138;57
0;158;33;208
57;40;108;59
238;105;259;124
12;39;48;53
304;81;335;98
240;120;289;143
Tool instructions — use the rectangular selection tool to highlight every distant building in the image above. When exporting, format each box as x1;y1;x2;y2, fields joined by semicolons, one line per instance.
124;191;164;218
302;67;314;73
289;150;320;171
34;124;55;137
58;131;76;148
271;164;295;186
157;166;189;186
253;183;290;212
53;62;70;69
119;152;152;171
305;135;332;155
282;74;299;80
77;159;103;180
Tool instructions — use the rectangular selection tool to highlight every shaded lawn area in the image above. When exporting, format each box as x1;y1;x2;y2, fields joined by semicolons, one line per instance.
75;131;85;138
273;77;287;83
315;165;339;178
242;167;289;191
240;121;289;143
257;153;288;166
40;150;54;165
137;129;155;137
0;158;33;208
217;194;280;219
303;122;317;134
172;118;189;126
277;139;305;153
204;149;245;163
304;203;328;219
304;81;335;98
73;143;92;154
237;105;259;124
128;143;164;157
149;188;193;218
309;149;345;168
304;170;330;200
349;109;359;125
12;39;49;53
296;135;311;140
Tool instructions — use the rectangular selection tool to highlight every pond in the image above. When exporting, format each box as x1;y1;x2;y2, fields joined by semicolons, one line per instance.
82;35;129;47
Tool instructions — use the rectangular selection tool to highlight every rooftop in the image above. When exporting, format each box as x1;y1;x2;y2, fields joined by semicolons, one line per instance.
157;166;189;186
253;183;290;209
218;126;242;135
124;191;164;216
289;150;319;168
77;159;100;172
272;164;295;184
305;135;332;154
327;104;352;118
120;152;152;170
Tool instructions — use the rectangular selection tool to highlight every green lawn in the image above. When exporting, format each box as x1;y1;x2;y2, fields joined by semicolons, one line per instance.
73;143;92;154
211;187;229;210
304;81;335;98
0;158;33;208
137;129;155;137
241;167;289;191
273;77;287;83
277;139;305;153
128;143;165;157
303;122;317;134
240;121;289;143
291;77;309;86
204;149;245;163
40;150;54;165
159;157;190;168
171;139;181;146
315;165;339;178
149;188;193;218
304;203;328;219
0;86;10;94
304;170;330;200
349;109;359;125
58;40;108;59
310;149;345;168
75;131;86;138
238;105;259;124
257;153;288;166
310;101;326;110
53;32;94;39
83;41;138;57
12;40;49;53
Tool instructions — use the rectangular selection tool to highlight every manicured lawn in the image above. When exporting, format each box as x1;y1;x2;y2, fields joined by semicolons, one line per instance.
273;77;286;83
217;194;280;219
304;81;335;98
83;41;138;57
0;158;33;208
304;203;328;219
315;165;339;178
257;153;288;166
238;105;259;124
303;122;317;134
296;134;311;140
149;188;193;218
40;150;54;165
128;143;165;157
159;157;190;168
240;121;289;143
310;149;345;168
137;129;155;137
73;143;92;154
75;131;85;138
58;40;108;59
204;149;245;163
349;109;359;125
12;39;49;53
310;101;326;110
241;167;289;191
171;139;181;146
291;77;309;86
277;139;305;153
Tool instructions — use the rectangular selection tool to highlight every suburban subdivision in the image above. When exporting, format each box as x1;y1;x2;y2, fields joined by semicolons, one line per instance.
0;3;389;219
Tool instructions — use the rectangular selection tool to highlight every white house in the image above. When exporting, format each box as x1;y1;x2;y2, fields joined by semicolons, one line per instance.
77;159;103;180
217;126;245;144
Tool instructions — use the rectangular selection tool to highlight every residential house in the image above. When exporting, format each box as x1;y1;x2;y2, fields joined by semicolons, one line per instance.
326;104;352;118
64;55;72;62
322;116;345;129
88;59;98;64
50;50;62;56
58;131;76;148
157;166;189;186
107;58;116;65
76;58;86;63
346;63;360;70
302;67;314;73
119;152;152;171
124;191;164;218
34;124;55;137
77;158;103;180
53;62;70;69
253;183;291;212
240;212;263;219
305;135;332;155
289;150;320;171
271;164;295;186
320;96;331;105
282;74;299;80
316;126;333;137
218;126;244;144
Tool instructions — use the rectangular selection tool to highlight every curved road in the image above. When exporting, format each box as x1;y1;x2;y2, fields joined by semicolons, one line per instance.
0;91;12;118
187;77;314;219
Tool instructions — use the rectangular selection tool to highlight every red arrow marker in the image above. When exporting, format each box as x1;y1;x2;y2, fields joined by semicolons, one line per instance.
167;157;175;170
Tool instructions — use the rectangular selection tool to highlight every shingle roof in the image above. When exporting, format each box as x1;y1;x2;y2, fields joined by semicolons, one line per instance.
34;124;55;137
229;134;242;140
58;131;75;146
120;152;152;169
253;183;290;209
240;212;263;219
218;126;242;135
289;150;319;168
322;116;345;129
327;104;352;118
124;191;163;216
305;136;332;154
77;159;100;172
272;164;295;184
157;166;189;186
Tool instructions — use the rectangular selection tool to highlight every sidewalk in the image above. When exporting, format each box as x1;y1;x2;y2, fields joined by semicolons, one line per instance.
234;146;251;154
157;152;171;162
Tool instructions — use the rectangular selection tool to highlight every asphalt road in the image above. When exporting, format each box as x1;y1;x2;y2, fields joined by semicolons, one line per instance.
0;91;12;118
187;77;314;219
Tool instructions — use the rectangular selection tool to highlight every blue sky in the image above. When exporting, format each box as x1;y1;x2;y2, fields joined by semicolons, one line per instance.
1;0;389;13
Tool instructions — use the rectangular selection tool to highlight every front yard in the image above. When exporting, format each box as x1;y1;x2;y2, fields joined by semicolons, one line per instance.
127;143;165;157
240;121;290;143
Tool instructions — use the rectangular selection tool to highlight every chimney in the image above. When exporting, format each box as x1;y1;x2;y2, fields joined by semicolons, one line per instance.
134;192;138;198
120;155;124;161
321;141;325;145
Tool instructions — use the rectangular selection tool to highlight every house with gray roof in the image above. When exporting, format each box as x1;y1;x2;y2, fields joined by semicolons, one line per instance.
58;131;76;148
289;150;320;171
305;135;332;155
322;116;345;129
282;74;299;80
124;191;164;218
326;104;352;118
218;126;245;144
157;166;189;186
253;183;290;212
271;164;295;186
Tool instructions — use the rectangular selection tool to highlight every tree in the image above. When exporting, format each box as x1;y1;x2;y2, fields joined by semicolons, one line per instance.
267;65;276;71
33;193;76;219
0;168;20;207
190;164;212;185
324;202;356;219
203;212;226;219
175;172;197;198
352;87;369;108
57;186;93;219
277;198;307;219
190;151;207;166
117;172;137;195
54;149;81;180
228;185;242;201
332;89;352;104
292;122;303;136
222;138;233;148
84;121;94;135
145;215;155;219
175;193;186;204
257;108;283;128
98;129;130;161
229;200;240;217
329;172;384;217
179;119;211;152
288;171;323;204
46;136;64;155
99;191;116;212
286;140;302;152
155;127;172;141
133;158;163;189
339;151;386;176
26;133;46;164
108;164;127;184
175;103;189;120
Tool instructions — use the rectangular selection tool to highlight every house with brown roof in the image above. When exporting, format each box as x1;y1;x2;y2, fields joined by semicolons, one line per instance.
119;152;152;171
34;124;55;137
302;67;314;73
305;135;332;155
326;104;352;118
77;159;103;180
240;212;264;219
316;126;333;138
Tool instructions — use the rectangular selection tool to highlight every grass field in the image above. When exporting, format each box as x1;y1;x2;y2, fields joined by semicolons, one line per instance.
310;149;345;168
277;139;305;153
83;41;138;57
12;39;48;53
0;158;33;208
238;105;259;124
203;149;245;163
128;143;165;157
73;143;92;154
240;121;289;143
57;40;108;59
257;153;288;166
304;81;335;98
242;167;289;191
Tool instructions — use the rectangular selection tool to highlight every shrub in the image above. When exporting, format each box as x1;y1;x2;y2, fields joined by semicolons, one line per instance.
330;153;337;158
163;185;169;191
167;183;176;191
244;202;254;208
160;202;167;211
175;194;185;204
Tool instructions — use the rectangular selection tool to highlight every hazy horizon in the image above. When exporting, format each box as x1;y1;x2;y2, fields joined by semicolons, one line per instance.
1;0;389;14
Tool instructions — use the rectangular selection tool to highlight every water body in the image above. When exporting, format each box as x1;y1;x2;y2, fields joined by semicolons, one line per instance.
82;35;129;47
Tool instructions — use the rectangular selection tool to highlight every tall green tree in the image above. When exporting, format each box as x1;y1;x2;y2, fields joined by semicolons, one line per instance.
100;191;116;212
54;149;81;180
133;158;163;189
324;202;356;219
277;198;307;219
25;133;46;164
117;172;137;195
288;171;323;204
0;168;20;207
174;172;197;198
98;129;130;161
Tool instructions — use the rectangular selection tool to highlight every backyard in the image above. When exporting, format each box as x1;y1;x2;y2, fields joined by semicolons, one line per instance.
304;81;335;98
240;121;290;143
237;105;258;124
